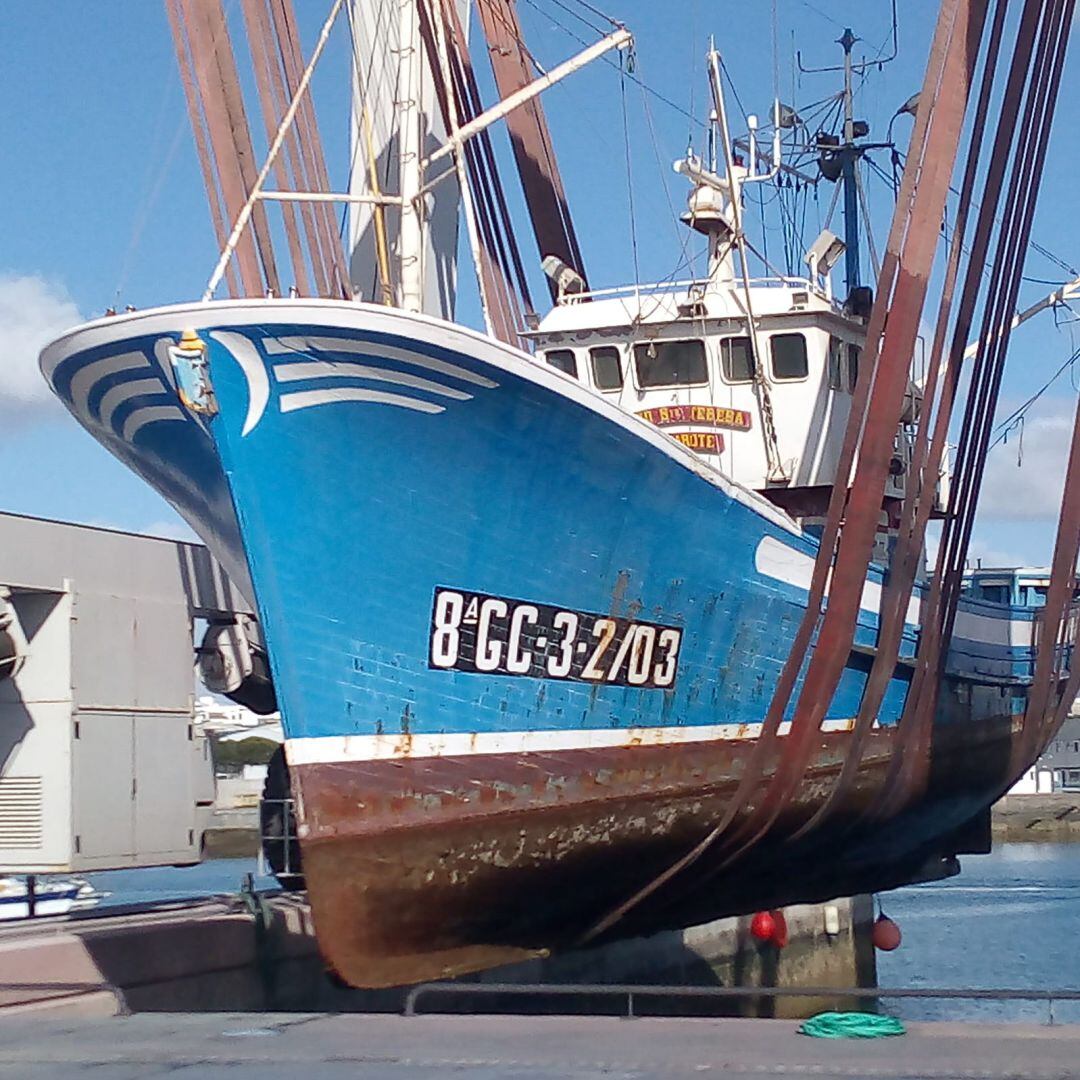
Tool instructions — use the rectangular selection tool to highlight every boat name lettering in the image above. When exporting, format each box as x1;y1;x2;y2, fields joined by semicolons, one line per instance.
429;588;682;689
636;405;752;431
672;431;722;454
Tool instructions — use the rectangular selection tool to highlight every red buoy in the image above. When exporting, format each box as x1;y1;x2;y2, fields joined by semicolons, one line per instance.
750;910;776;942
770;909;789;949
872;913;902;951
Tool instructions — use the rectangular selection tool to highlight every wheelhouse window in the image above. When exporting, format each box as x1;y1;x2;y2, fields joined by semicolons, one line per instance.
847;344;861;392
590;346;623;391
977;584;1011;604
828;337;845;390
720;336;755;383
1025;585;1049;608
770;333;809;381
545;349;578;378
633;339;707;388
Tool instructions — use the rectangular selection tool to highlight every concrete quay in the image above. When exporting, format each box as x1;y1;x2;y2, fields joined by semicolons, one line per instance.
3;1012;1080;1079
992;795;1080;842
0;893;874;1019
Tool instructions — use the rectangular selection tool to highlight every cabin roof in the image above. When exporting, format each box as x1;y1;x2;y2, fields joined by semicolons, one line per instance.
530;277;857;339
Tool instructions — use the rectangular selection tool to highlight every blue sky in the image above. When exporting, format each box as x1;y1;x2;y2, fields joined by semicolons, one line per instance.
1;0;1077;565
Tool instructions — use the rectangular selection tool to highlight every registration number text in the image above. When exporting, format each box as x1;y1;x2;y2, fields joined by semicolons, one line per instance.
428;588;683;689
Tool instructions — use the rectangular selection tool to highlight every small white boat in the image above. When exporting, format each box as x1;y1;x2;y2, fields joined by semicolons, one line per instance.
0;876;101;921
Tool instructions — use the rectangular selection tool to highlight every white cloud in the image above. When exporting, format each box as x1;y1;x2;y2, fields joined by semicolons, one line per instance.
0;273;82;420
78;515;200;544
977;408;1075;522
965;535;1033;569
139;518;200;543
924;524;1028;570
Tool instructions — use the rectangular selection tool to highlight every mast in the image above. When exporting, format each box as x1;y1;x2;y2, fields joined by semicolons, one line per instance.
397;0;425;312
839;28;861;294
705;47;785;483
799;4;899;299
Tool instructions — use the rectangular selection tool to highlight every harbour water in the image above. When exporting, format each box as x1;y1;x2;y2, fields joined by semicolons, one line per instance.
877;842;1080;1022
69;843;1080;1022
83;857;271;909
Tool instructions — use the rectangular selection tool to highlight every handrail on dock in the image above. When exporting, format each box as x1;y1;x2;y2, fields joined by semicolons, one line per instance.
403;980;1080;1023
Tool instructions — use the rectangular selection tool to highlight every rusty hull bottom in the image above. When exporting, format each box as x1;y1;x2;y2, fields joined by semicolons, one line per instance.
292;718;1017;988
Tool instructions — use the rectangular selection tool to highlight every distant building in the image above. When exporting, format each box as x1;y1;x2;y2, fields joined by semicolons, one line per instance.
193;696;282;784
193;694;280;736
1010;715;1080;794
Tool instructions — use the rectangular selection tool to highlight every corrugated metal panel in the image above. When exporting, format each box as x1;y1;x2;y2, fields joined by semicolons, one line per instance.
0;776;43;848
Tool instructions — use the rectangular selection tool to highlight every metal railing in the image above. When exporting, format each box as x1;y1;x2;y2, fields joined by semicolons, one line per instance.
256;797;302;883
553;275;823;307
403;981;1080;1024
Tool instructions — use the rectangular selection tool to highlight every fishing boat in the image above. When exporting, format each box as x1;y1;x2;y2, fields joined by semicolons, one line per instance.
0;877;99;921
39;0;1080;987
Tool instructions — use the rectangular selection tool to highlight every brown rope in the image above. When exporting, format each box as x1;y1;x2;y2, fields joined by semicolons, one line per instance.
882;0;1074;820
240;0;312;297
792;0;1011;841
268;0;351;297
197;0;282;295
165;0;241;297
474;0;588;295
578;0;979;945
178;0;264;295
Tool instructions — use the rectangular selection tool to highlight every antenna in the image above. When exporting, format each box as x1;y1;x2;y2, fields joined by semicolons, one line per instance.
793;0;899;298
795;0;899;75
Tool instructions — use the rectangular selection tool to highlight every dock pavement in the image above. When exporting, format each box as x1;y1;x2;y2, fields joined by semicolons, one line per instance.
1;1012;1079;1078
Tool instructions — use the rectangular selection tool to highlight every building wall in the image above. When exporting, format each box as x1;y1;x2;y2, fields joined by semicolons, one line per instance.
1009;715;1080;794
0;513;243;872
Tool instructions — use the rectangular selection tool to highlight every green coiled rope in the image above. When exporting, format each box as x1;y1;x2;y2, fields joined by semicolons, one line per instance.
798;1012;906;1039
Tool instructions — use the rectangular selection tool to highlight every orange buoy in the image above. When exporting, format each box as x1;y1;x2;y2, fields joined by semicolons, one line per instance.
872;913;902;951
750;910;776;942
770;909;789;949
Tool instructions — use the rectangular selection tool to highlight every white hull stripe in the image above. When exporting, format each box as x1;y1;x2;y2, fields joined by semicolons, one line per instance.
211;331;269;436
263;334;499;388
284;717;863;766
279;387;446;415
69;350;148;413
755;535;923;627
272;359;472;400
121;404;186;441
99;377;166;429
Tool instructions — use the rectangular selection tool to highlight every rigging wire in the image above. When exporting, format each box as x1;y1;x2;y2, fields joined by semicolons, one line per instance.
114;109;191;304
618;50;641;292
687;0;699;151
524;0;610;37
517;0;706;128
638;77;699;282
890;146;1077;287
343;0;396;298
1031;239;1077;275
991;343;1080;450
799;0;844;30
479;0;548;75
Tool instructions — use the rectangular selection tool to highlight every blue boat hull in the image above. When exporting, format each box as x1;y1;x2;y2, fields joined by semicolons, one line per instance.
40;300;1068;986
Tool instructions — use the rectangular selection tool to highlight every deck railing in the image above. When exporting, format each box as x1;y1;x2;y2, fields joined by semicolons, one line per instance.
554;275;822;306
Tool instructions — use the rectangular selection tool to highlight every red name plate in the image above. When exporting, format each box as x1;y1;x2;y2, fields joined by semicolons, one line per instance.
636;404;752;431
